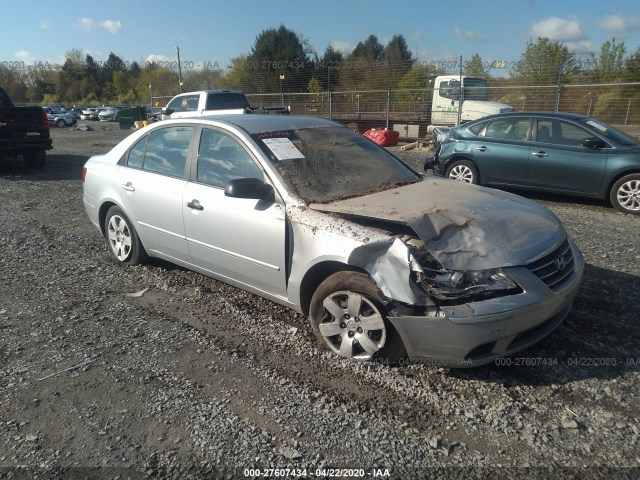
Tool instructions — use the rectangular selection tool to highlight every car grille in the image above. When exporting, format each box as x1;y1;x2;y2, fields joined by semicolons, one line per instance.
526;239;575;292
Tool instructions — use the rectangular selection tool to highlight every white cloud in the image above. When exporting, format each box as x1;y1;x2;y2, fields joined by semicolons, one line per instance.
530;16;584;42
77;17;94;30
144;54;172;64
14;50;35;64
599;14;640;34
453;26;484;42
40;22;50;30
565;40;596;55
329;41;352;54
76;17;122;34
100;20;122;34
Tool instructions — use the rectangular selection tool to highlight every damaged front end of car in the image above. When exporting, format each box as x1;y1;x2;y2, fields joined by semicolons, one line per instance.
308;179;584;366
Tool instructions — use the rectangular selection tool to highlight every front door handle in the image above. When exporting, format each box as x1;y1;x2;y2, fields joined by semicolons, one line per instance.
186;200;204;211
532;151;549;157
475;146;488;152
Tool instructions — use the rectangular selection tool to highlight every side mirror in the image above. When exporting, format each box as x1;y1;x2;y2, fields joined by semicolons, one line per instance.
161;107;174;116
224;178;274;202
582;137;606;149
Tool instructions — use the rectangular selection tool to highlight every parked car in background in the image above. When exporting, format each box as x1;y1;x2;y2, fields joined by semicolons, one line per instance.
161;90;289;119
99;106;124;122
42;107;76;127
0;86;51;168
427;112;640;215
67;108;84;120
80;108;101;121
82;115;583;367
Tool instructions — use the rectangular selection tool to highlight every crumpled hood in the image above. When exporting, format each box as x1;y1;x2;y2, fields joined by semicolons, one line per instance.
310;179;565;270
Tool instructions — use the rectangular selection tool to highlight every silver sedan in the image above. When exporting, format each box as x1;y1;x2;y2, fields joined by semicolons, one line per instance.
82;115;584;367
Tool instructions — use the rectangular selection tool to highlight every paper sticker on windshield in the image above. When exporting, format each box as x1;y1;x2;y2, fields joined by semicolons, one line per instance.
262;138;305;160
586;120;607;133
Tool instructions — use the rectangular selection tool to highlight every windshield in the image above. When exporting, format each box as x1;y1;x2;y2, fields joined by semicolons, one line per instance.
251;126;420;203
580;118;639;146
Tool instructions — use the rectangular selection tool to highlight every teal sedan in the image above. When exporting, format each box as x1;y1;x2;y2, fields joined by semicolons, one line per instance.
428;112;640;214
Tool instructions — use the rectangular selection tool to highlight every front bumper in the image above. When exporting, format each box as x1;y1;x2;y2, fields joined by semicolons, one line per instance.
387;239;584;367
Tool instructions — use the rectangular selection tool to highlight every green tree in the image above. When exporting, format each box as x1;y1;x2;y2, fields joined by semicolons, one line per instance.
351;35;384;62
591;37;626;82
464;53;488;77
622;47;640;82
57;49;86;101
511;38;575;85
244;25;313;93
382;35;414;85
317;46;343;91
219;55;253;91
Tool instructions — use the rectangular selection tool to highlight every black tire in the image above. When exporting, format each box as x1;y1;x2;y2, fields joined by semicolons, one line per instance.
23;150;46;169
56;119;66;128
609;173;640;215
444;159;478;184
103;206;149;265
309;271;406;363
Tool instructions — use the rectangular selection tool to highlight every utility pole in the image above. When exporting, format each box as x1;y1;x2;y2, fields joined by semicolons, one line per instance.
176;46;183;93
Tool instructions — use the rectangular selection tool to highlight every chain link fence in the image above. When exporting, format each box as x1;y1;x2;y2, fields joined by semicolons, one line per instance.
244;82;640;138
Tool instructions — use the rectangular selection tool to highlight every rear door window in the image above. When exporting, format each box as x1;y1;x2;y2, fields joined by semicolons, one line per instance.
125;126;194;177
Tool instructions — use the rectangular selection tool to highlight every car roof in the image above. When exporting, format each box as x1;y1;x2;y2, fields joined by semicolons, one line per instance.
164;114;343;134
480;111;589;122
174;89;245;96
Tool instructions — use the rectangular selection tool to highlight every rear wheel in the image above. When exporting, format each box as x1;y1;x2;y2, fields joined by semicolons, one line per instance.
610;174;640;214
56;119;66;128
104;206;148;265
445;160;478;184
23;150;46;169
309;271;406;363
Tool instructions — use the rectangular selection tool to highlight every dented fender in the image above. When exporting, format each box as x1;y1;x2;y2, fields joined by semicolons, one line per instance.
348;237;426;305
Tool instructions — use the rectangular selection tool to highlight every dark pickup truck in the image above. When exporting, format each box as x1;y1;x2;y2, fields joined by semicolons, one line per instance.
0;87;52;168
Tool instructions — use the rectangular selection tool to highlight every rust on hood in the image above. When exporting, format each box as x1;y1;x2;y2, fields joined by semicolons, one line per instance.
310;179;565;270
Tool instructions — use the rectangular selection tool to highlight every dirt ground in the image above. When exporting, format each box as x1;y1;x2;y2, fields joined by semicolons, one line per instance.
0;122;639;479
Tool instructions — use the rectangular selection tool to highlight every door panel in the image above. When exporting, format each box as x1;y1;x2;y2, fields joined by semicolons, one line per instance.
117;125;195;262
472;117;531;185
182;182;287;298
118;168;190;261
182;127;287;298
526;119;607;194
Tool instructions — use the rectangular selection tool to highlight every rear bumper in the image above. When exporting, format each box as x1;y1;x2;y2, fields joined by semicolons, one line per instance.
0;137;52;154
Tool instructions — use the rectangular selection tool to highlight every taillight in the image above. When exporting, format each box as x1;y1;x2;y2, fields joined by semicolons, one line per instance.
81;166;87;183
41;111;50;130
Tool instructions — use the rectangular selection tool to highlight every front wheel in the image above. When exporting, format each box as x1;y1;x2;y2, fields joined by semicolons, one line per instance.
610;174;640;214
309;271;406;362
445;160;478;184
103;206;148;264
56;119;66;128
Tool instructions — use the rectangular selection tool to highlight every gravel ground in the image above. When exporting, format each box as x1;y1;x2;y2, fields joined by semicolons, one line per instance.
0;125;639;479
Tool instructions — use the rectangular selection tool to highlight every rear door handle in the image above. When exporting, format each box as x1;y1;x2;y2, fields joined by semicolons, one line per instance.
532;151;549;157
186;200;204;211
121;182;135;192
475;146;488;152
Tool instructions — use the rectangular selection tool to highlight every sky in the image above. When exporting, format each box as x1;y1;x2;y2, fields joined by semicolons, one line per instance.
2;0;640;75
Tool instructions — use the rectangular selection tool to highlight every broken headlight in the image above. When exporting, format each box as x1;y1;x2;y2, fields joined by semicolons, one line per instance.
422;268;520;302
